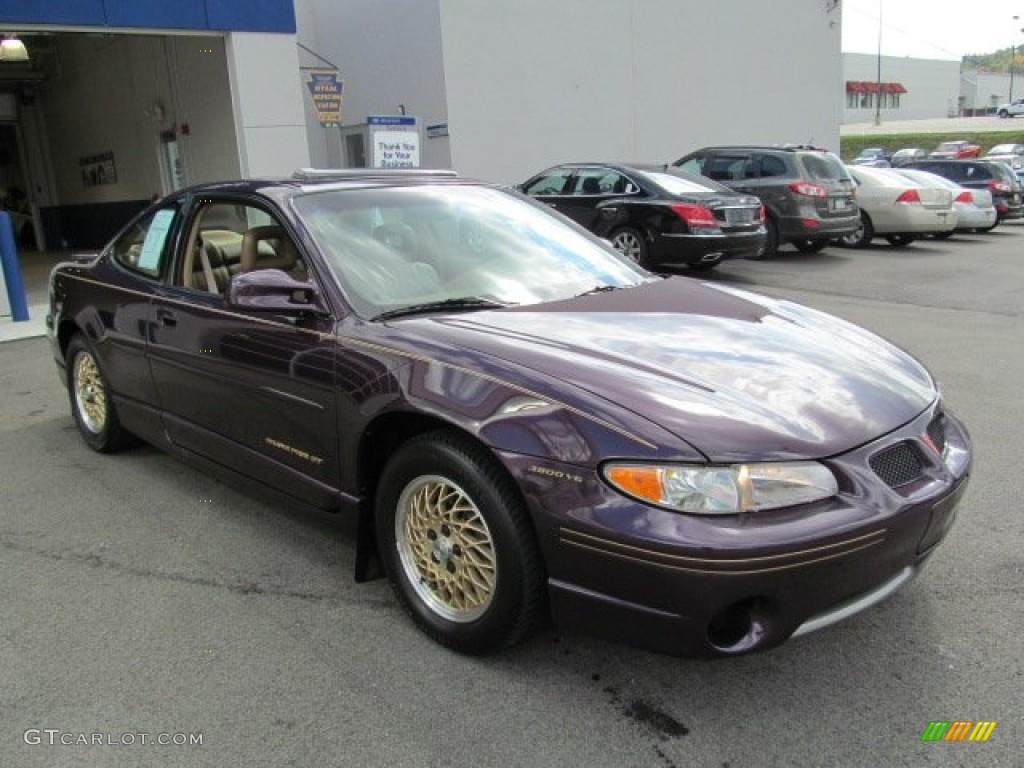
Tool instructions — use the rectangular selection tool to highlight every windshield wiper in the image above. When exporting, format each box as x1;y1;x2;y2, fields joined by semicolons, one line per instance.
372;296;514;321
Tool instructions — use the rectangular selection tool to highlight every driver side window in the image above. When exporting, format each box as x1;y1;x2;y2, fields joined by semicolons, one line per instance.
179;201;304;295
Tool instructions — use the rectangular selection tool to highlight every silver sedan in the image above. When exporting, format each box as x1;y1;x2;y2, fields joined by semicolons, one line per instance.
839;166;956;248
890;168;997;234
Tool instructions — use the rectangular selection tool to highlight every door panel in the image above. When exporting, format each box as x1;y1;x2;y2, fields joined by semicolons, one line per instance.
146;197;343;505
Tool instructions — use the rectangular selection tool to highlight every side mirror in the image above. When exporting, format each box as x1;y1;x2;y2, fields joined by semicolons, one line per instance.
227;269;327;314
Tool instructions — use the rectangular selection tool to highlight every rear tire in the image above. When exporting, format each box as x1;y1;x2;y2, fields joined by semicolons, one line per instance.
375;430;545;655
838;212;873;248
885;234;916;247
609;227;648;267
932;231;954;240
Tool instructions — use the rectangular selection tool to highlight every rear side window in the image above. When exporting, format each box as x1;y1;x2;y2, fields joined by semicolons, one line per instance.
758;155;789;178
800;153;849;182
706;154;754;182
111;204;181;278
961;164;992;181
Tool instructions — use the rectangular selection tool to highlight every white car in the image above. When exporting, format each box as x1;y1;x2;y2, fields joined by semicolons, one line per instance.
839;166;956;247
984;143;1024;171
889;168;997;235
996;98;1024;118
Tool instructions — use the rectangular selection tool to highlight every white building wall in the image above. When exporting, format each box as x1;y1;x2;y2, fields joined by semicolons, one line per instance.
295;0;451;170
165;37;241;184
225;32;310;177
960;71;1013;114
842;53;961;123
438;0;843;184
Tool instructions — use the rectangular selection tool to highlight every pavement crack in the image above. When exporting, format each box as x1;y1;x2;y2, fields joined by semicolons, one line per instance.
0;535;391;607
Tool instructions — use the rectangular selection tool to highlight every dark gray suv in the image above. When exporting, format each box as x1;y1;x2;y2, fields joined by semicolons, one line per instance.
672;146;859;257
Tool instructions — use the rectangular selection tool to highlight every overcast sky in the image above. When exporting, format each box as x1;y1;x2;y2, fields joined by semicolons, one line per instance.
842;0;1024;60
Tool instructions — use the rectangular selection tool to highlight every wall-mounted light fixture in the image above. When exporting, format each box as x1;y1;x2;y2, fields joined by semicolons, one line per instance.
0;35;29;63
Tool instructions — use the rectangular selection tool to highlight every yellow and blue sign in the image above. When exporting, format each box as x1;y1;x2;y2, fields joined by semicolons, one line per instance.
305;69;343;127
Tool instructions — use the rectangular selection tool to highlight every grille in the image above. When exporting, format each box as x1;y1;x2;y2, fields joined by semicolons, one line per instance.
869;442;925;488
926;415;947;455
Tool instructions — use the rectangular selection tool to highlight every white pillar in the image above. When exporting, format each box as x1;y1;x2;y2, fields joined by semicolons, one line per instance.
225;32;310;178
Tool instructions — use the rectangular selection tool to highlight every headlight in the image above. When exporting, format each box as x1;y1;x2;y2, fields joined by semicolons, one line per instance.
602;462;838;515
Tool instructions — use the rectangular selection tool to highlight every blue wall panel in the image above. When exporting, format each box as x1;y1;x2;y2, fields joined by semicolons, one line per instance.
104;0;209;31
208;0;296;33
0;1;108;26
0;0;295;33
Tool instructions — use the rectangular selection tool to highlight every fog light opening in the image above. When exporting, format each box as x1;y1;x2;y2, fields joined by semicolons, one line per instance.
707;598;771;653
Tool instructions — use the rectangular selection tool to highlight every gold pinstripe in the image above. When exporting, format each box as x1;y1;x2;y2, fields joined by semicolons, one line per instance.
559;526;887;575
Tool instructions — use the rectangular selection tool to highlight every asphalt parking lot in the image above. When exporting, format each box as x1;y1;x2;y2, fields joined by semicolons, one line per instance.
2;226;1022;767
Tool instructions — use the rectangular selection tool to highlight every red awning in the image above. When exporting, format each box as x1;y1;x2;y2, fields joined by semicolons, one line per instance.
845;81;907;94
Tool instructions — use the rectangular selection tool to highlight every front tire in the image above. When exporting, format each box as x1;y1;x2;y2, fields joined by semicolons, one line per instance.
66;333;134;452
375;430;544;655
609;227;647;266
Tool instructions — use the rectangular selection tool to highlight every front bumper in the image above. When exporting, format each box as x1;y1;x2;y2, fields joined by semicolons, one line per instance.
505;403;971;657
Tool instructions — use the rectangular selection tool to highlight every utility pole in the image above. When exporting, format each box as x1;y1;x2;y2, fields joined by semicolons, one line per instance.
874;0;883;126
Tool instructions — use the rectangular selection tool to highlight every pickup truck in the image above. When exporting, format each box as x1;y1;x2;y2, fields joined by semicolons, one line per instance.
996;98;1024;118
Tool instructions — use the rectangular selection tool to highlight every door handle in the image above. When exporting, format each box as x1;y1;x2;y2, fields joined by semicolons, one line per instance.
155;308;177;327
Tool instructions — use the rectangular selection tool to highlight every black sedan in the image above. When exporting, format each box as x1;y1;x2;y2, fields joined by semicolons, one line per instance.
520;163;765;270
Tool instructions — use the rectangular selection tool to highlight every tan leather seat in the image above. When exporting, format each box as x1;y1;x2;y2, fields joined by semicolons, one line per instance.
240;225;299;273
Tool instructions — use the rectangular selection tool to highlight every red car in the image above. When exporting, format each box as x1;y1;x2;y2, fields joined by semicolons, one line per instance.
929;140;981;159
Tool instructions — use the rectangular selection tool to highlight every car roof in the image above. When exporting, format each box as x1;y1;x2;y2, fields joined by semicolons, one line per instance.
166;168;470;201
690;144;834;153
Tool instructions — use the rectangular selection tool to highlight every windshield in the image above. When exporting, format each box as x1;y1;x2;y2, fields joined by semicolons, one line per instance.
292;184;649;318
988;144;1019;155
800;152;852;183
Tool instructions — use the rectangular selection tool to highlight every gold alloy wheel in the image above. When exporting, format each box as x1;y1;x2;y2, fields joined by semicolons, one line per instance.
395;475;497;622
73;351;107;434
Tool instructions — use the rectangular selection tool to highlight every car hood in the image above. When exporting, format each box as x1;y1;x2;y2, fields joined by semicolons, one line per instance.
397;279;936;462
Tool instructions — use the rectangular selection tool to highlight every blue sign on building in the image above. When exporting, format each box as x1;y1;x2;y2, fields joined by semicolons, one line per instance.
367;116;418;127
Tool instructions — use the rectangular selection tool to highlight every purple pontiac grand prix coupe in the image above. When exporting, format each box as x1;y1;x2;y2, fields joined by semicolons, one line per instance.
47;169;971;657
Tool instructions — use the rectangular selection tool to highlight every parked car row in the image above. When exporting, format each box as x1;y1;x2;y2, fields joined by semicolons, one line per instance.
520;143;1022;267
853;141;1023;171
522;146;862;269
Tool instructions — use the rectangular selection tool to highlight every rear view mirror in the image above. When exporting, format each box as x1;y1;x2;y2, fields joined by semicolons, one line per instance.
227;269;327;314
